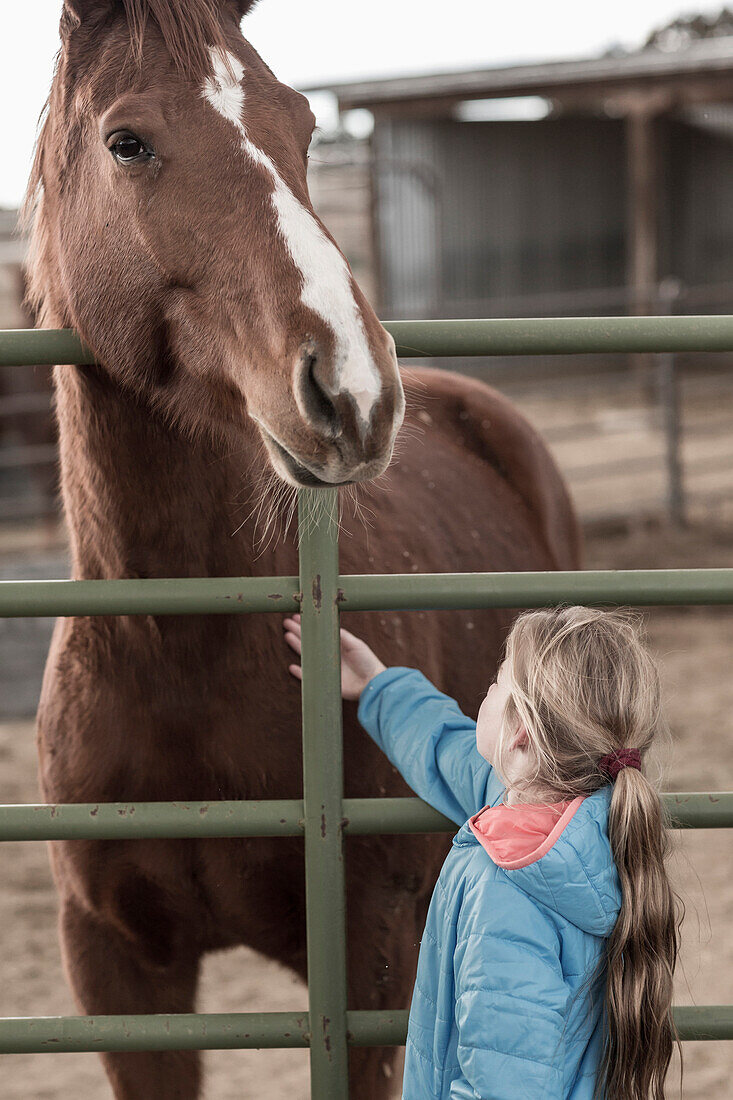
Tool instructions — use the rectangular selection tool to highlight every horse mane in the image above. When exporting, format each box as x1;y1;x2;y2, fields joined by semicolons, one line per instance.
21;0;236;321
123;0;234;83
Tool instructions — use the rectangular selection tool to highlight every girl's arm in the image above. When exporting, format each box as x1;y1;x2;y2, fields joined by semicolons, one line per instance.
451;881;569;1099
283;616;501;824
357;666;499;824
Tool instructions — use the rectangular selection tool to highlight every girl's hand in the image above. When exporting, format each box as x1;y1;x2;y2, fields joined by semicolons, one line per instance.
283;615;387;701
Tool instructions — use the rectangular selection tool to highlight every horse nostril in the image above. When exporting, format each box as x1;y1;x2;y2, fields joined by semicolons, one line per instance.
298;347;342;438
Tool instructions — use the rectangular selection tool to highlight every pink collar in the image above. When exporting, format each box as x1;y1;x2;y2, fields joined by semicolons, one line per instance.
468;796;586;869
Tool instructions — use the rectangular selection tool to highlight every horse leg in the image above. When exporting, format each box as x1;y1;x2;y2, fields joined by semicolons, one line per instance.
345;876;423;1100
60;897;202;1100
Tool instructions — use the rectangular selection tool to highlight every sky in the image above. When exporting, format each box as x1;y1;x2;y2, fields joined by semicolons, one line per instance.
0;0;729;207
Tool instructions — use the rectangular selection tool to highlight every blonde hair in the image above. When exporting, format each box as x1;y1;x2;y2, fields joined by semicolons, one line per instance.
497;605;684;1100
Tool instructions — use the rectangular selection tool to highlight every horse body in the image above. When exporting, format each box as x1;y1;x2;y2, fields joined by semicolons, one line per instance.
29;3;580;1097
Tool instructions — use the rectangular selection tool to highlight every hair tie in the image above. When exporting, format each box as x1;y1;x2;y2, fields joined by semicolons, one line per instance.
598;748;642;781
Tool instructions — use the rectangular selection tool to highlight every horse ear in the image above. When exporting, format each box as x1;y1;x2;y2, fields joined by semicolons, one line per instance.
61;0;115;36
227;0;261;18
62;0;114;19
62;1;259;34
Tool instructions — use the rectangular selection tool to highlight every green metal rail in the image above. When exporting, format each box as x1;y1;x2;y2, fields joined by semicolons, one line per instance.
0;1005;730;1055
7;315;733;365
2;320;733;1097
4;569;733;617
0;791;728;840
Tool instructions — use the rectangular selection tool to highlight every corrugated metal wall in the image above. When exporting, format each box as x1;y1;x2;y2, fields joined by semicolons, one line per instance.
372;121;443;316
666;114;733;291
374;116;627;320
374;111;733;323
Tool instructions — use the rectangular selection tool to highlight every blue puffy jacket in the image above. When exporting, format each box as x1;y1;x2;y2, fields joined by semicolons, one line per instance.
357;667;622;1100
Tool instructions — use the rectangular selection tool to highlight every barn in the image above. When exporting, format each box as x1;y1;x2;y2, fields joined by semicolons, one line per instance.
307;35;733;324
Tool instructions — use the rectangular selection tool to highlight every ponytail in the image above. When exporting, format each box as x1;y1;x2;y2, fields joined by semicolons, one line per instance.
595;768;684;1100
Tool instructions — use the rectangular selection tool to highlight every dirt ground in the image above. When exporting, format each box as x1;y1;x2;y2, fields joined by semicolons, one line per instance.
2;521;733;1098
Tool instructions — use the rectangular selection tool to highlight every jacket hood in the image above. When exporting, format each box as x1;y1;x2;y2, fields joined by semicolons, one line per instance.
455;785;622;937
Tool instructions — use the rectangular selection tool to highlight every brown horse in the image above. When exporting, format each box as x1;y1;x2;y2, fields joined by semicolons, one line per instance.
24;2;581;1097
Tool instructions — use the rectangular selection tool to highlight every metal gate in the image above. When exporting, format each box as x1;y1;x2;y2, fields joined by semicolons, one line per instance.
1;317;733;1098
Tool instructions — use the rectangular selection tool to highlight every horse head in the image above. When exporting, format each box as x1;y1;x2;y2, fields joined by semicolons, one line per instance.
26;0;404;487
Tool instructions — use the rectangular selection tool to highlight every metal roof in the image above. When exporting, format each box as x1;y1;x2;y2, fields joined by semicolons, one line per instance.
302;39;733;111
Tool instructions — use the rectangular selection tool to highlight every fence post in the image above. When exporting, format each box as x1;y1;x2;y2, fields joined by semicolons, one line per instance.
298;487;350;1097
657;278;685;528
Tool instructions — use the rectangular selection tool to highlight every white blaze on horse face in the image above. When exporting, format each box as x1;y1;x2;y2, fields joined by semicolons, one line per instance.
202;49;382;429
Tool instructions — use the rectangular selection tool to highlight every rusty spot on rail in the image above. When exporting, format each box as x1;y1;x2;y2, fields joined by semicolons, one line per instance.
268;593;284;601
312;574;322;609
336;587;346;604
322;1015;332;1055
321;812;327;839
200;805;209;815
709;794;720;803
90;806;99;817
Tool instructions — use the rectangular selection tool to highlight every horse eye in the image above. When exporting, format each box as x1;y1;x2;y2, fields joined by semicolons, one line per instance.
109;133;151;164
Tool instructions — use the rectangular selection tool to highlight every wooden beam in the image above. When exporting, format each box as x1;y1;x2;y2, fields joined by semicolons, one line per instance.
626;103;662;316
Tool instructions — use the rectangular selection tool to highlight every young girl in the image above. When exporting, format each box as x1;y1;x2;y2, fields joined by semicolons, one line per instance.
283;605;683;1100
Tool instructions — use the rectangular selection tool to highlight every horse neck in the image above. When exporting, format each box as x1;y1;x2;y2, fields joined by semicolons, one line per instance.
55;364;273;581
